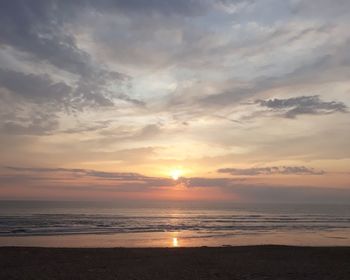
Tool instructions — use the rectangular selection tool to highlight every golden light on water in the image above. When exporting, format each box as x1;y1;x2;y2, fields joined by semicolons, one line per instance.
172;237;179;247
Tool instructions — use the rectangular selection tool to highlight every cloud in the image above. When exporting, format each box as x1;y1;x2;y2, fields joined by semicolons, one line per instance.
136;124;162;139
217;166;325;176
2;166;349;203
0;0;135;112
90;0;208;16
0;0;207;72
0;68;129;135
255;95;348;118
1;112;59;135
0;68;72;106
179;177;246;188
167;30;350;120
292;0;350;19
61;121;112;134
199;88;253;108
4;166;174;188
0;1;93;76
0;68;137;111
6;166;145;180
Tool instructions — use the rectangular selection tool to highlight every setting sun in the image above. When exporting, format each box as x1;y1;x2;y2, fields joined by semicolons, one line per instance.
172;237;179;247
170;169;183;181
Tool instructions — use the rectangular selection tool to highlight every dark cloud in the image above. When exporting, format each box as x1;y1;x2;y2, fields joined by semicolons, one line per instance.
179;177;245;188
4;166;174;187
0;68;71;105
0;0;206;71
6;166;145;179
0;1;91;76
0;0;137;115
0;68;129;135
0;0;210;77
0;68;135;135
217;166;325;176
255;96;347;118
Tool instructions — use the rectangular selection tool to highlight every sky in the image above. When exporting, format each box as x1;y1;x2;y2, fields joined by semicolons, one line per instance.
0;0;349;203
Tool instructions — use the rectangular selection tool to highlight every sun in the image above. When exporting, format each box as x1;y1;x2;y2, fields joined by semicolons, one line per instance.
170;169;183;180
172;237;179;247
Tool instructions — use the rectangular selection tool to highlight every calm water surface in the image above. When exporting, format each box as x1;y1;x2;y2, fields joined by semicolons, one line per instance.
0;201;349;247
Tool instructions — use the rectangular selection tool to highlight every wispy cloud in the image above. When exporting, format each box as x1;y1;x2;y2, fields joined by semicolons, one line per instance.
217;166;325;176
4;166;173;184
179;177;246;188
255;96;347;118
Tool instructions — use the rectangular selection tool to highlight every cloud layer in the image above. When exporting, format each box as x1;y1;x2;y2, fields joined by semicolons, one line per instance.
0;0;349;202
217;166;325;176
1;166;349;203
255;96;347;118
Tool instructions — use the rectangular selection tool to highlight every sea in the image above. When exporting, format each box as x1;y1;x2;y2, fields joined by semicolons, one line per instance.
0;201;349;247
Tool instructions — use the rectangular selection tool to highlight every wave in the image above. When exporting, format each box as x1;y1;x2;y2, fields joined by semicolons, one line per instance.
1;212;350;237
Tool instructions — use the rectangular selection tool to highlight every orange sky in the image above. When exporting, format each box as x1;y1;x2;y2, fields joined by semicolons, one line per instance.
0;0;350;203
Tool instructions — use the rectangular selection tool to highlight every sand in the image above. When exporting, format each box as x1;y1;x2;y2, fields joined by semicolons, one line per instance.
1;246;350;279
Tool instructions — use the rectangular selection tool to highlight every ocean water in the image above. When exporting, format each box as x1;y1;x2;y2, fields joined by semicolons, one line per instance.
0;201;349;247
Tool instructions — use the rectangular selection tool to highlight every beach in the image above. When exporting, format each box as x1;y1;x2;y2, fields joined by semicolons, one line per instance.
1;246;350;279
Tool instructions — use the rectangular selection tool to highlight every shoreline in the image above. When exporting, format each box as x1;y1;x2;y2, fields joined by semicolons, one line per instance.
1;245;350;279
2;244;350;248
1;229;350;248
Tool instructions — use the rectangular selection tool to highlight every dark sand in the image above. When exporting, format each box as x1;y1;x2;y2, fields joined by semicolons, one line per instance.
1;246;350;279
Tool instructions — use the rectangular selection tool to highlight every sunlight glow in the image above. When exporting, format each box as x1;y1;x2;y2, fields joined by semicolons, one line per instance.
170;169;182;180
172;237;178;247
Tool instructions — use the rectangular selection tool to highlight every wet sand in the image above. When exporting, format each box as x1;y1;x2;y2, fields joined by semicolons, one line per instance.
1;246;350;279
